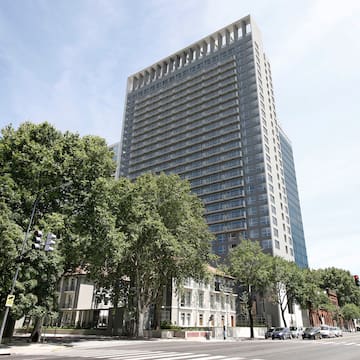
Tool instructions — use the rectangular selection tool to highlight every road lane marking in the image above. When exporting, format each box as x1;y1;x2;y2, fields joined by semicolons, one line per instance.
93;352;169;358
158;355;225;360
94;352;188;360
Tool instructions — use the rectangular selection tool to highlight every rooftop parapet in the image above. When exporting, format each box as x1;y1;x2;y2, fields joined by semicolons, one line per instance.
128;15;254;92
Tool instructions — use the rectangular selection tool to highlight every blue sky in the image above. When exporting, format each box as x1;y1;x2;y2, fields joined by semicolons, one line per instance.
1;0;359;274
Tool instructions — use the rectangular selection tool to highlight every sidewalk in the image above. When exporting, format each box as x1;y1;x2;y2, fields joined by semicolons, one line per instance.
0;342;63;356
0;335;174;356
0;333;262;356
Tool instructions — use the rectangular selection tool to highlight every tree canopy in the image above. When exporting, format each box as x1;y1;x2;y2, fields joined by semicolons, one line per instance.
2;121;360;338
267;256;305;327
228;240;272;338
316;267;360;307
1;122;214;338
82;172;215;337
0;122;115;328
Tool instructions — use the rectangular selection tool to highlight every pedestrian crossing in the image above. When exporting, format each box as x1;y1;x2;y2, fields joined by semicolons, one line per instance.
316;340;360;347
56;348;264;360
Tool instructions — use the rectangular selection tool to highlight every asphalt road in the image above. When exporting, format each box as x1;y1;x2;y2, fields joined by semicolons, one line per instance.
7;332;360;360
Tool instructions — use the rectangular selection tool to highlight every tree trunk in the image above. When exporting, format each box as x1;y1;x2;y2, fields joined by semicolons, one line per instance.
307;303;314;326
154;291;163;330
280;306;287;327
136;307;145;338
247;298;254;339
3;314;16;339
30;316;44;343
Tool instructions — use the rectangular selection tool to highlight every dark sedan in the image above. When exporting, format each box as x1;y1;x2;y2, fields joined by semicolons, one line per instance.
302;327;322;340
272;327;292;340
265;327;276;339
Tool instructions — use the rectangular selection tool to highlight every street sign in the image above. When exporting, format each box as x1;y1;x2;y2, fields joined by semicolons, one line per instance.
5;294;15;307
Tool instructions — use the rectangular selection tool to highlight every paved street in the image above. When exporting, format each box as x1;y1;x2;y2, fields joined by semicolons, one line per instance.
3;332;360;360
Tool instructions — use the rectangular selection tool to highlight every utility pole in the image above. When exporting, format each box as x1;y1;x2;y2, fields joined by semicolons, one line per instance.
0;181;70;344
0;196;39;344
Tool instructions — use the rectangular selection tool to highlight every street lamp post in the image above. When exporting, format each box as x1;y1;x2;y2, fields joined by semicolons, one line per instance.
0;195;39;344
0;181;70;344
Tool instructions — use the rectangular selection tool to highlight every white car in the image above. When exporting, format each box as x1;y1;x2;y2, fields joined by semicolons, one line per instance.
320;325;332;338
290;326;303;338
332;326;343;337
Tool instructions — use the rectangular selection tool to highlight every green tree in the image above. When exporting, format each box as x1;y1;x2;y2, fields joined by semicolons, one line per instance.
267;257;304;327
228;240;272;339
342;303;360;321
0;122;115;339
295;269;333;327
316;267;360;307
96;173;215;337
74;177;128;319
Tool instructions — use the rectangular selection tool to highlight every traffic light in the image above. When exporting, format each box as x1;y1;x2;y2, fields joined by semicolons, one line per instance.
44;233;56;252
32;230;43;250
354;275;360;286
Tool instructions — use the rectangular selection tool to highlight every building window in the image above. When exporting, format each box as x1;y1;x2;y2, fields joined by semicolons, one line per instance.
261;227;271;237
181;313;185;326
210;294;215;308
199;291;204;308
231;297;235;310
275;240;280;249
261;239;272;249
199;314;204;326
249;229;259;238
186;313;191;326
186;290;192;307
273;228;279;237
180;294;185;307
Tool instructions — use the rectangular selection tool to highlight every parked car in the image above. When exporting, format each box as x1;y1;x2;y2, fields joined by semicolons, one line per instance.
332;326;343;337
272;327;292;340
290;326;303;338
320;325;332;338
265;327;276;339
302;327;321;340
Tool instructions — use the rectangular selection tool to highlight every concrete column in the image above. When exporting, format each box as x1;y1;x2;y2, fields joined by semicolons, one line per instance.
144;70;150;84
182;52;187;66
241;21;247;37
195;45;201;60
175;55;181;69
162;61;168;76
156;65;161;78
139;74;144;87
209;37;215;52
169;58;174;72
189;48;195;62
233;24;239;40
132;76;138;91
150;68;155;81
217;33;223;48
201;41;208;56
225;29;231;45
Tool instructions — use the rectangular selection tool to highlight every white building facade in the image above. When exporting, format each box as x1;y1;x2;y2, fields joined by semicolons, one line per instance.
56;269;237;332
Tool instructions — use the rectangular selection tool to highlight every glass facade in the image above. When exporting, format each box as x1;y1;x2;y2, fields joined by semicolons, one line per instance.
119;16;302;263
279;129;309;268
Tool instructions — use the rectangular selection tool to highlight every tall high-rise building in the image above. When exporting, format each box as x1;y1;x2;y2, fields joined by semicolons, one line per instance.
279;128;309;268
119;15;306;264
